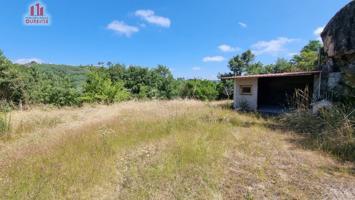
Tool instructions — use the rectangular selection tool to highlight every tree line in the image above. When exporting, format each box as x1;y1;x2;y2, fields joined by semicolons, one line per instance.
222;40;322;76
0;40;321;108
0;54;232;107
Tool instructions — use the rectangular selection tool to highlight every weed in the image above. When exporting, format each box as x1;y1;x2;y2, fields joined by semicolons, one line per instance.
280;104;354;161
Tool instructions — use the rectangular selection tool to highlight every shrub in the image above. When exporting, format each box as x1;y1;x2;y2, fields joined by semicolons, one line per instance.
280;104;354;161
82;71;131;104
239;100;250;112
179;79;218;101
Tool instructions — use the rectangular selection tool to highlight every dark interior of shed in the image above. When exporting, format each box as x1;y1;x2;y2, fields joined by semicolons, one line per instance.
257;75;314;111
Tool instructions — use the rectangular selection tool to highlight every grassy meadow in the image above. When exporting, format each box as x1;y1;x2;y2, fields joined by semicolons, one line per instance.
0;100;354;199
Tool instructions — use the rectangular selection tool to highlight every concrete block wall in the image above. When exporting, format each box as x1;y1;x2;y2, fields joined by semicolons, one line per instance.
234;78;258;110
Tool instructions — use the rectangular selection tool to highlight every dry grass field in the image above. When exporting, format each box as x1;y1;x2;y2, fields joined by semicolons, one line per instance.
0;100;354;199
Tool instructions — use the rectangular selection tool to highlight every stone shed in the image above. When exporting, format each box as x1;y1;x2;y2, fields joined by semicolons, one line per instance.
222;71;321;112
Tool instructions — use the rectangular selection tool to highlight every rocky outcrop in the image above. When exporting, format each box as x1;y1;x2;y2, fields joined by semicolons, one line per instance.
321;1;355;58
321;1;355;100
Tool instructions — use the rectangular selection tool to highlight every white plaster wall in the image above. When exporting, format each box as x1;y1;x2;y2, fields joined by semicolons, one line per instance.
234;78;258;110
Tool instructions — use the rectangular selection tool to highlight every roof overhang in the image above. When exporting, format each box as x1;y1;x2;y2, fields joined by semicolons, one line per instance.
221;71;321;80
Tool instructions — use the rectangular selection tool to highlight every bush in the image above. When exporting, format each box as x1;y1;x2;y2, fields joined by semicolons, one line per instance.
179;79;218;101
82;71;131;104
280;104;354;161
239;100;250;112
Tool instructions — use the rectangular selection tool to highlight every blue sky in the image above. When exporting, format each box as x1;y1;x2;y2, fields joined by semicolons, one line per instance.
0;0;350;79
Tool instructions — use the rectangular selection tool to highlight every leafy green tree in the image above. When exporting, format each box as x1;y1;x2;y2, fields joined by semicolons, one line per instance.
122;66;150;97
273;58;292;72
82;71;130;104
108;64;126;82
0;52;30;106
180;79;218;100
228;55;244;75
217;79;234;99
301;40;322;52
27;66;82;106
228;50;255;75
291;40;322;71
149;65;175;99
241;50;255;66
246;62;265;74
45;78;82;106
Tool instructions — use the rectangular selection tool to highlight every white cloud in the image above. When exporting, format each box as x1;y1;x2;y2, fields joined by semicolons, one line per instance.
202;56;225;62
238;22;247;28
14;58;43;64
107;20;139;37
313;26;324;41
218;44;240;52
251;37;295;56
135;9;171;28
192;66;201;71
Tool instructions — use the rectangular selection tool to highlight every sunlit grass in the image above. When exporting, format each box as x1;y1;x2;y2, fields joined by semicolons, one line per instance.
0;101;353;199
0;101;238;199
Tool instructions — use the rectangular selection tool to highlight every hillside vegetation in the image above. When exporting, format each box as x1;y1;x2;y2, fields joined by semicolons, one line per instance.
0;101;354;199
0;40;326;108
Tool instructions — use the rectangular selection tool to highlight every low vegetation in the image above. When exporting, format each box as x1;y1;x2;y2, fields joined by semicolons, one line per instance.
280;104;354;162
0;101;353;199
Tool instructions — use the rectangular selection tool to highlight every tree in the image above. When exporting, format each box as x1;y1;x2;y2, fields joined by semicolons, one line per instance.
179;79;218;101
273;58;292;73
228;55;244;75
27;66;82;106
82;71;130;104
256;58;292;74
228;50;255;75
291;40;322;71
0;52;30;106
301;40;322;52
217;79;233;99
246;62;265;74
108;64;126;82
149;65;175;99
241;50;255;66
122;66;150;97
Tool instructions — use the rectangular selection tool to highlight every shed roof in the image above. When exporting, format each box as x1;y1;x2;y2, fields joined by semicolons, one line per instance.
221;71;321;80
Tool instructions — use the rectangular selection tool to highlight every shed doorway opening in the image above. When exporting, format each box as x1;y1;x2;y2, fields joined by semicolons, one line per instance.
257;75;314;113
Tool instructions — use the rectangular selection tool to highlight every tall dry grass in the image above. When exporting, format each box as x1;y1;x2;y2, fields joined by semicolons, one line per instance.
0;101;239;199
0;100;353;199
0;112;11;137
281;89;354;161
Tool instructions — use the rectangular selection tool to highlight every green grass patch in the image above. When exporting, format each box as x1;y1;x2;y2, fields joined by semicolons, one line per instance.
0;106;236;199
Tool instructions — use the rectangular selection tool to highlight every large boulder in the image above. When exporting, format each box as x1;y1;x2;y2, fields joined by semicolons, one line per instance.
321;1;355;101
321;1;355;58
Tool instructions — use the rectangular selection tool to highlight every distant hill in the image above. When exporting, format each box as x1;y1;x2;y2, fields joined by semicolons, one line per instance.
31;63;91;89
